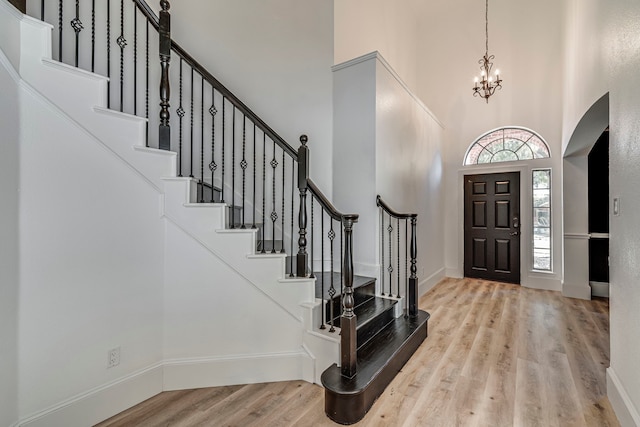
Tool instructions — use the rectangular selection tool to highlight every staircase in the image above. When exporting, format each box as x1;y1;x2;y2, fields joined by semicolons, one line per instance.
3;0;430;425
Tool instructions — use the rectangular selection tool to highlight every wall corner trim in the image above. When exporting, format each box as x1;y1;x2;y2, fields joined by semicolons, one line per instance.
607;367;640;427
331;51;444;129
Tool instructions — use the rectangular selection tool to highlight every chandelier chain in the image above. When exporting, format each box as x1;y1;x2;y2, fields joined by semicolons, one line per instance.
485;0;489;55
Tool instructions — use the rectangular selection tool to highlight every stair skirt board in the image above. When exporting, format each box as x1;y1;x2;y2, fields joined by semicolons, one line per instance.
321;310;430;425
18;352;314;427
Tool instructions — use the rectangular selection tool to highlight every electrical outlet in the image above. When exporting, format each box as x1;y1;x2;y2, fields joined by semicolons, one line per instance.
107;347;120;369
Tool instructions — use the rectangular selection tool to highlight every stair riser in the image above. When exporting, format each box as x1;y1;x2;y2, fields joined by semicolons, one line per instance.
353;306;395;350
325;280;375;322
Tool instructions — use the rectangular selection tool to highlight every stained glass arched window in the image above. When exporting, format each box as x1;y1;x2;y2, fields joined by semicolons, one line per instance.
464;127;550;165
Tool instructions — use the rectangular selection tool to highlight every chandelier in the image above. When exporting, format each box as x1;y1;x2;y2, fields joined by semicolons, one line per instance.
473;0;502;102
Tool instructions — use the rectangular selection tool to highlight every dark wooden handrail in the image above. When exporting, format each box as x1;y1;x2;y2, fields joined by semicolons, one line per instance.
377;195;418;318
376;195;417;219
308;179;359;223
133;0;297;158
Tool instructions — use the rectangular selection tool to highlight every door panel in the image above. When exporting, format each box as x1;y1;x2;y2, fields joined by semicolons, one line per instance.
464;172;520;284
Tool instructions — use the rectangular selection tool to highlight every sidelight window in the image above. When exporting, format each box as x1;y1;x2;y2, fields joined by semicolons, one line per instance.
533;169;552;271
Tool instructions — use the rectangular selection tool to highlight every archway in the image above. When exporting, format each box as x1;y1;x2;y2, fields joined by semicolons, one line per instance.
562;93;609;299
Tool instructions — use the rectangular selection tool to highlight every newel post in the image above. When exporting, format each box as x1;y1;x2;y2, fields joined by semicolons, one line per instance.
158;0;171;150
341;215;358;378
296;135;310;277
409;216;418;317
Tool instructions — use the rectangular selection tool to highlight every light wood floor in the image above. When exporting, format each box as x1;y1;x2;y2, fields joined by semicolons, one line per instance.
96;278;619;426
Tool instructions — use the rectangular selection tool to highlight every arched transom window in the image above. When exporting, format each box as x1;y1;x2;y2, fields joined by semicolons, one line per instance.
464;127;550;166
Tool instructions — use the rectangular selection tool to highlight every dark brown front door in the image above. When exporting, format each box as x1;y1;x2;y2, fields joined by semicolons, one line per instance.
464;172;520;284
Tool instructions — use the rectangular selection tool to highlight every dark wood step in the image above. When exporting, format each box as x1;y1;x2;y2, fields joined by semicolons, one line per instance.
315;273;376;320
335;297;397;350
321;310;430;425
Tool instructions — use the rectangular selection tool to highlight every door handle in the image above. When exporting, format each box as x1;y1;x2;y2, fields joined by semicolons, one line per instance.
510;231;519;236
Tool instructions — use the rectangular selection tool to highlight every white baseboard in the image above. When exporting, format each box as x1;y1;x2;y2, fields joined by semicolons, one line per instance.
591;281;610;298
17;350;316;427
607;367;640;427
163;351;314;391
445;267;463;279
523;275;562;292
19;364;163;427
562;282;592;300
418;267;445;297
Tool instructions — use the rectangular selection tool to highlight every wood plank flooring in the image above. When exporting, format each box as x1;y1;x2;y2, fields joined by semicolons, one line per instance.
96;278;619;427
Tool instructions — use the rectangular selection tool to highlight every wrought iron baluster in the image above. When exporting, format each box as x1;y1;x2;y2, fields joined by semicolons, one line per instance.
221;97;225;202
211;92;219;198
261;133;266;253
144;18;149;145
340;223;344;296
41;0;45;21
200;75;205;202
70;0;83;68
281;150;285;253
106;0;110;108
189;68;194;177
328;220;336;332
290;159;295;276
231;106;236;227
133;3;137;116
405;219;408;303
91;0;95;71
58;0;63;62
252;124;257;229
176;59;184;176
381;211;385;296
270;140;277;253
388;219;393;296
241;116;247;228
409;217;418;317
320;210;325;329
397;217;401;298
118;0;126;112
310;196;315;279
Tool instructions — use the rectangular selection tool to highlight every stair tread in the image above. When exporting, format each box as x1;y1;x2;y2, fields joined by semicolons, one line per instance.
321;310;430;394
314;272;375;300
332;297;396;329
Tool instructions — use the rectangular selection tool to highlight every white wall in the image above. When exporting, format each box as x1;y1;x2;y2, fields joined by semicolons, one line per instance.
334;0;421;93
334;0;566;287
564;0;640;423
169;0;335;196
0;41;20;427
414;0;565;286
333;52;445;290
17;82;165;419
